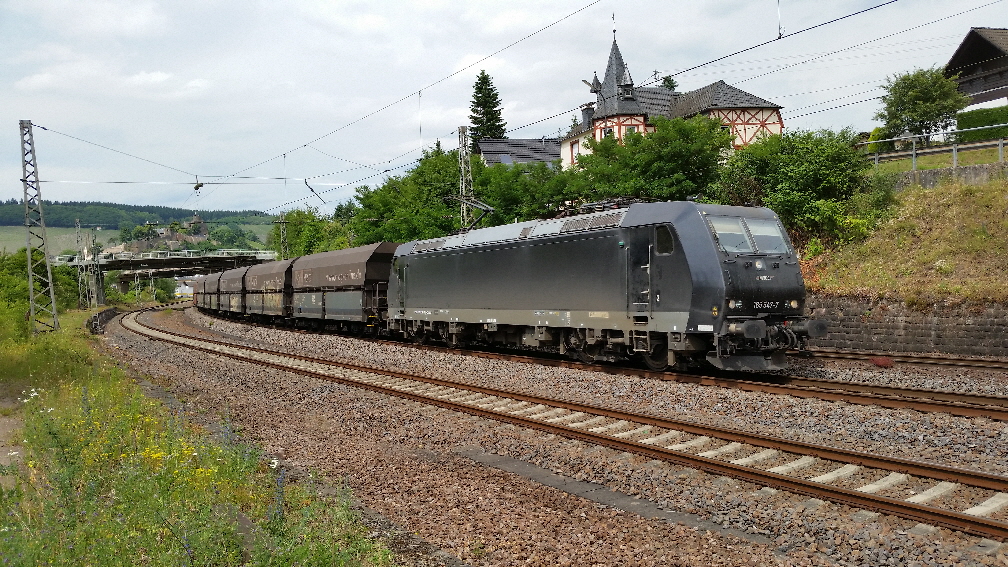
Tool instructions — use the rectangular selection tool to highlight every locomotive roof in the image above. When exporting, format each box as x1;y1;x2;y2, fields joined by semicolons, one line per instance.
401;201;781;255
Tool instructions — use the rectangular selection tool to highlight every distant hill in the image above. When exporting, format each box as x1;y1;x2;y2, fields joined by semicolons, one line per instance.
0;200;272;228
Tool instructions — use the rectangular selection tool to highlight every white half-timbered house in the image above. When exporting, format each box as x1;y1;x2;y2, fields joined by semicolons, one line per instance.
561;40;783;168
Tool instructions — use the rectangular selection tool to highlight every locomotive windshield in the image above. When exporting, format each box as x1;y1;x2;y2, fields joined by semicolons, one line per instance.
708;216;792;254
707;217;753;253
744;218;791;253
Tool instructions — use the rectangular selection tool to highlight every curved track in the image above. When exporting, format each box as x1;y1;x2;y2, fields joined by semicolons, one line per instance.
122;308;1008;540
200;310;1008;421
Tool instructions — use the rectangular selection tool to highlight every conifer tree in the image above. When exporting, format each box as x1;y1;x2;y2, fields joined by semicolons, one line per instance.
469;70;507;150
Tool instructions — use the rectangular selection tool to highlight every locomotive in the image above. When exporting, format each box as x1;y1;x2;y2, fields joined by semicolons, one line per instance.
195;201;826;372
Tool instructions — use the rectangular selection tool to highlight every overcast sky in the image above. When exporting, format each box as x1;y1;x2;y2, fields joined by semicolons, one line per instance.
1;0;1004;215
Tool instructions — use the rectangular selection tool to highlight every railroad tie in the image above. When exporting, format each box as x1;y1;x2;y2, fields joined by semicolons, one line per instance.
477;398;513;409
767;456;817;475
855;472;909;493
463;395;497;406
447;392;485;403
666;436;711;451
546;411;585;423
809;464;861;484
962;492;1008;517
612;425;652;439
639;430;683;445
527;408;569;420
501;401;532;412
730;449;778;465
510;404;547;415
588;420;631;433
698;442;745;458
906;482;959;504
566;416;607;429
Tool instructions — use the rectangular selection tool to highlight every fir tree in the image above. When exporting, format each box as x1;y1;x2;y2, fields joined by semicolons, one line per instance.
469;70;507;150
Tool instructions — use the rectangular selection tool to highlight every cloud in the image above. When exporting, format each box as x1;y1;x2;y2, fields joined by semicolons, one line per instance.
11;0;167;38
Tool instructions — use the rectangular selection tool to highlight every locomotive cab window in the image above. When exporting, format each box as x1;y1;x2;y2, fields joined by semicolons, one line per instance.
744;217;791;254
655;225;675;255
707;216;753;253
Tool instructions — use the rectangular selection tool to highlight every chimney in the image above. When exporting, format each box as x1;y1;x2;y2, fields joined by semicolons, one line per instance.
581;104;595;127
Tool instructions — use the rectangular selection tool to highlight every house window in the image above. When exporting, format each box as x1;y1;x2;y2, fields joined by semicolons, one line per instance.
626;126;636;134
571;140;579;157
603;127;614;137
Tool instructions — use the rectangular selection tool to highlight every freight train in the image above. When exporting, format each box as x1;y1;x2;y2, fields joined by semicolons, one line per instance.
194;201;827;371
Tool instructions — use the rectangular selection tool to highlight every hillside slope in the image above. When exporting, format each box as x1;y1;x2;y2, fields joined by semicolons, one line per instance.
0;200;268;228
806;179;1008;303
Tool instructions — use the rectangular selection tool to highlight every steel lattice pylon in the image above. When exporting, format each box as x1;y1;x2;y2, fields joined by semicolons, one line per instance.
20;120;59;333
457;126;474;229
75;218;92;309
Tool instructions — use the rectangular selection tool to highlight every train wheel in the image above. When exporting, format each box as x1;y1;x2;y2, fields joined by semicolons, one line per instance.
641;346;670;372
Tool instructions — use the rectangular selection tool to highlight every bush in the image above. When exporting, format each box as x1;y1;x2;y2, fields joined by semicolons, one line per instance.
866;126;894;153
710;128;881;244
956;105;1008;142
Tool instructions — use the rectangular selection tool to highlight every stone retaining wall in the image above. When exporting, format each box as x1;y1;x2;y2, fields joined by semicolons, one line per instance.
895;162;1006;190
806;294;1008;357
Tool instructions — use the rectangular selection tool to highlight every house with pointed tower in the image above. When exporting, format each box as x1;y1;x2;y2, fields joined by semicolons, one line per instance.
561;39;784;168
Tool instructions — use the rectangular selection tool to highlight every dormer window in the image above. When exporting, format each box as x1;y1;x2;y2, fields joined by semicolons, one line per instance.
619;85;634;100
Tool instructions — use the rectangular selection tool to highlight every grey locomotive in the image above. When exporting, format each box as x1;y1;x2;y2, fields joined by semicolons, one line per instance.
387;201;826;372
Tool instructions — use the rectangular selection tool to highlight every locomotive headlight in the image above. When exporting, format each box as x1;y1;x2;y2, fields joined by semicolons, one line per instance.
789;299;800;309
754;260;765;270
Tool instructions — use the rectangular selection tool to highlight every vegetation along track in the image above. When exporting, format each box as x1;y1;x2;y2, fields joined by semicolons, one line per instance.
122;308;1008;540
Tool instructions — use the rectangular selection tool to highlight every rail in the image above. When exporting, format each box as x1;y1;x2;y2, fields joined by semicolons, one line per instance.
121;309;1008;540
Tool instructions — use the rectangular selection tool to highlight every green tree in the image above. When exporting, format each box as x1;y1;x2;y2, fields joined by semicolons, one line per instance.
475;159;574;224
469;70;507;149
570;115;732;202
119;222;135;243
661;75;678;91
349;143;459;244
874;67;971;144
711;128;877;243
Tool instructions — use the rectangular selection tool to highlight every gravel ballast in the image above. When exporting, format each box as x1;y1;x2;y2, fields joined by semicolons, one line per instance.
102;309;1008;566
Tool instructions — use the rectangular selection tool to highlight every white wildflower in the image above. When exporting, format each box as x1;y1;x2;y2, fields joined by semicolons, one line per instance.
269;458;279;469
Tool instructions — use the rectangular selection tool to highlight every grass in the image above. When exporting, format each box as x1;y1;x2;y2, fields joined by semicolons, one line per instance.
0;226;86;257
806;178;1008;303
0;309;392;566
0;224;270;256
873;146;1004;174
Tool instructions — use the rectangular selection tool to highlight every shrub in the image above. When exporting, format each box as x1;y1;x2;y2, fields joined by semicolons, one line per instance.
956;105;1008;142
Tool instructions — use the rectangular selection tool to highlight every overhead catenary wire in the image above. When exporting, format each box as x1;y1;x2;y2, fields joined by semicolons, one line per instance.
737;0;1003;83
32;123;197;177
507;0;909;134
204;0;604;190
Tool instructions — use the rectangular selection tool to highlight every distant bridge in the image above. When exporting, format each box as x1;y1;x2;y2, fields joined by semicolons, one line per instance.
53;249;278;281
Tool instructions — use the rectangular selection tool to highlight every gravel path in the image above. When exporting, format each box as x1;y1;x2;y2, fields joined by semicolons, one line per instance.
103;309;1008;566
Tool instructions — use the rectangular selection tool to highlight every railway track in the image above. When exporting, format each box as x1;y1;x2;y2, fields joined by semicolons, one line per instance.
122;309;1008;540
196;310;1008;421
807;348;1008;372
381;341;1008;422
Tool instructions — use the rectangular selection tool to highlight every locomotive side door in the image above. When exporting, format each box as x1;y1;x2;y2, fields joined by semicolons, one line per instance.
626;230;652;318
